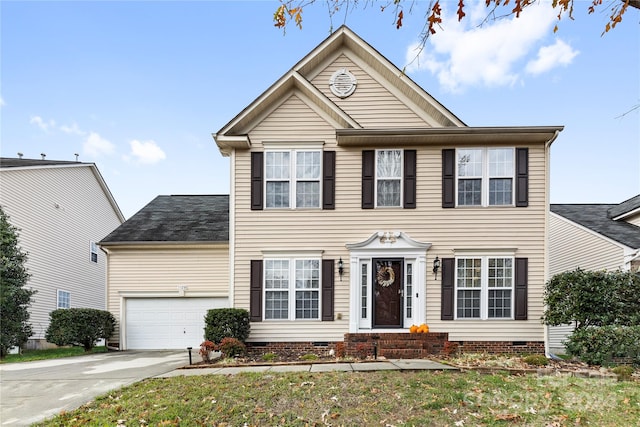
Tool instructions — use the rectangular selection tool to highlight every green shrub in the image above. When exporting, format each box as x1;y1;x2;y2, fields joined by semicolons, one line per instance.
262;352;278;362
45;308;115;351
611;365;634;381
523;354;549;366
300;353;319;361
565;325;640;366
204;308;250;343
218;337;246;357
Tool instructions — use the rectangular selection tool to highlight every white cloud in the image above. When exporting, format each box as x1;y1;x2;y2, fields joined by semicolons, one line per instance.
525;39;579;75
83;132;115;157
59;122;87;136
126;139;166;164
406;1;572;92
30;116;56;132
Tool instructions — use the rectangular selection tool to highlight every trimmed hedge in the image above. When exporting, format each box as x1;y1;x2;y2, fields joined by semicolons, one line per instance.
45;308;115;351
204;308;250;343
565;325;640;366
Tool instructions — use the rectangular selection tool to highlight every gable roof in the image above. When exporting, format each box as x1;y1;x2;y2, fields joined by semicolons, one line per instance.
0;157;125;222
551;203;640;249
99;195;229;245
213;26;467;155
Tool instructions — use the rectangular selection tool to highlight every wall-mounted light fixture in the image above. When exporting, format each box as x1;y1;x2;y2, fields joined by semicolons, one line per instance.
433;256;441;278
338;257;344;281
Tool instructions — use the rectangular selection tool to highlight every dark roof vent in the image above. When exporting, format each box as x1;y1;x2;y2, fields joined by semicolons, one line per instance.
40;153;46;160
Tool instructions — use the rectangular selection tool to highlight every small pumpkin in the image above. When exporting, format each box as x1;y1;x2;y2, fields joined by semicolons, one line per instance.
418;323;429;333
409;324;419;334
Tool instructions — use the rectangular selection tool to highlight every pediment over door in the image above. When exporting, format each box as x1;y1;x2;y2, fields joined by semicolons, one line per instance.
346;231;432;252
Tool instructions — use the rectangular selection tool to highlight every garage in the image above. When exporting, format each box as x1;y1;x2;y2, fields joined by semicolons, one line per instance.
124;297;228;350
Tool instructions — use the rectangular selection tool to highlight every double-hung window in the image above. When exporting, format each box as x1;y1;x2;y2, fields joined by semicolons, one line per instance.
90;241;98;263
376;149;402;207
57;290;70;309
265;150;321;208
264;258;320;320
457;148;514;206
455;256;513;319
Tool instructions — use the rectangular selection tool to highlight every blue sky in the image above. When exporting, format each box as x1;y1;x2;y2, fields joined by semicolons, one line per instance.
2;1;638;219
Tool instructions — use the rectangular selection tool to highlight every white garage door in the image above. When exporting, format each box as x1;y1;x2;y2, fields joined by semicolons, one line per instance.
125;297;228;350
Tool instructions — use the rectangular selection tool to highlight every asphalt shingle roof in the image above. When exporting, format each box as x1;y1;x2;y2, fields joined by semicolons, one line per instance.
608;194;640;219
0;157;87;168
551;203;640;249
100;195;229;244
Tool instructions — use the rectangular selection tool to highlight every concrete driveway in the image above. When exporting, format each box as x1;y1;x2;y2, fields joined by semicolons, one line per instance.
0;350;191;426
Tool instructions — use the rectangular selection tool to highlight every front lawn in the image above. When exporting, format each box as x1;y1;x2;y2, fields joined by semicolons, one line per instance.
33;369;639;426
1;345;107;363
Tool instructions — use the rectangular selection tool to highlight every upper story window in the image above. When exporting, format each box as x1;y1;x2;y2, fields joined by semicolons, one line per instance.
90;241;98;263
455;256;513;320
251;149;335;211
457;148;514;206
376;150;402;207
57;290;70;309
362;149;416;209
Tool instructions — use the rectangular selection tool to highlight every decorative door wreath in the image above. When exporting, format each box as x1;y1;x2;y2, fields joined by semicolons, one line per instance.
376;265;395;287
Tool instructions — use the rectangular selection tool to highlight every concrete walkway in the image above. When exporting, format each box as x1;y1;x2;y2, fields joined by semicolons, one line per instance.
158;358;457;377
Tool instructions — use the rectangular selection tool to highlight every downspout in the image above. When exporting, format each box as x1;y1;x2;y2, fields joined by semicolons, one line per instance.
543;130;561;358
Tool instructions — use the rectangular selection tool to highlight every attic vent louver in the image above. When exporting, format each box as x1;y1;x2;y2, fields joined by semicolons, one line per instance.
329;68;357;98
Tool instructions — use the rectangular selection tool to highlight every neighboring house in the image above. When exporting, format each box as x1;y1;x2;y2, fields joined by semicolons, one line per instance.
548;194;640;353
99;195;230;350
0;157;124;349
102;26;563;355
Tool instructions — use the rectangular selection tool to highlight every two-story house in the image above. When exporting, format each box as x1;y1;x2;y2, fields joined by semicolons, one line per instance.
0;157;124;349
102;26;562;355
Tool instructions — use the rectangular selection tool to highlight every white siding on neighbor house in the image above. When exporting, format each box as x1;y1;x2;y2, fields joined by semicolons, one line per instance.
232;92;550;343
0;166;123;341
547;213;627;352
623;212;640;227
311;54;430;128
105;245;229;345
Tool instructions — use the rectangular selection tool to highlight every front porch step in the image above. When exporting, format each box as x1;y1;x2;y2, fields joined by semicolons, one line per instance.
379;348;425;359
344;332;449;359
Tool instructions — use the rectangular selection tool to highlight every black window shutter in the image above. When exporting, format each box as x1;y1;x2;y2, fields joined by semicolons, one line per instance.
442;149;455;208
515;148;528;207
321;259;335;321
323;151;336;210
362;150;375;209
250;152;264;210
514;257;528;320
403;150;417;209
441;257;455;320
250;260;263;322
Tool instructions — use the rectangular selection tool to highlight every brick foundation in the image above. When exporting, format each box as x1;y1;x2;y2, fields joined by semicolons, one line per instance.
246;335;545;359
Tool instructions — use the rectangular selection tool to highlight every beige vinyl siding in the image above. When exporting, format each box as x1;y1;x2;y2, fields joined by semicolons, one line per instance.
233;141;549;342
105;245;229;341
549;214;625;275
0;166;123;340
311;54;429;128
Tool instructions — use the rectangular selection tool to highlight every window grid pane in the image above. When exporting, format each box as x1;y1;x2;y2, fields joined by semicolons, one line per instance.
488;258;512;287
488;148;513;177
295;260;319;290
489;178;512;205
457;258;481;288
265;260;289;289
406;263;413;318
266;291;289;319
457;149;482;177
57;290;70;309
376;150;402;178
457;290;480;318
377;180;401;207
266;182;290;208
488;289;512;318
265;152;290;179
296;181;320;208
458;179;482;206
361;264;368;318
296;152;320;179
295;290;319;319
